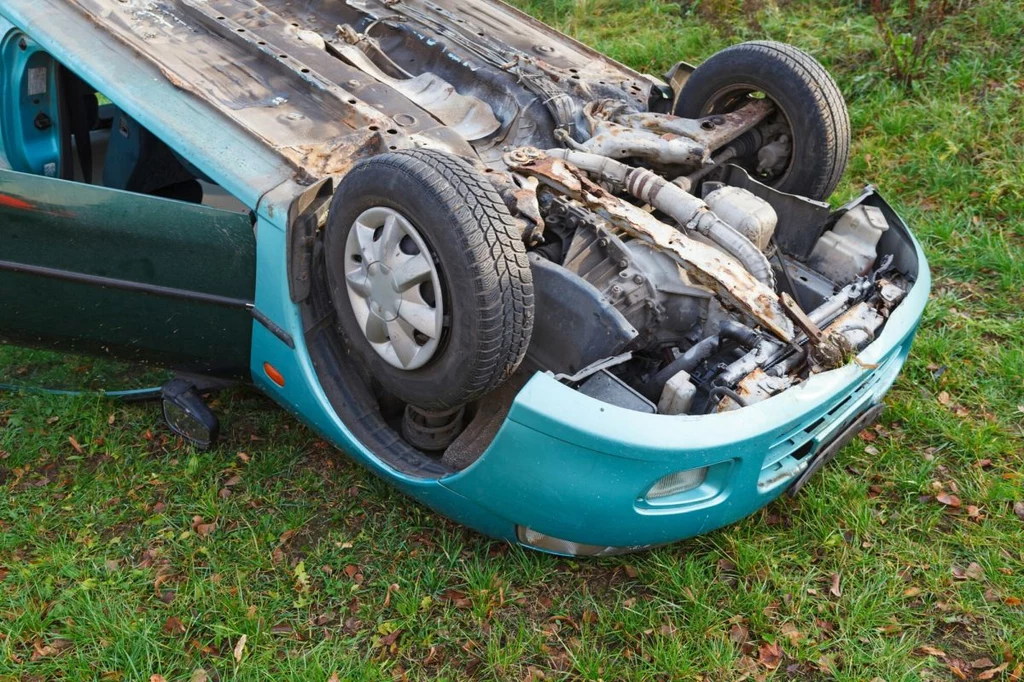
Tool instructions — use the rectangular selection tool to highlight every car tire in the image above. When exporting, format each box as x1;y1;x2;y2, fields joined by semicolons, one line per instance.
675;40;850;201
323;149;534;410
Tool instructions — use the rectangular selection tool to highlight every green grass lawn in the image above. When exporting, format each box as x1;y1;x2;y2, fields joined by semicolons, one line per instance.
2;1;1023;680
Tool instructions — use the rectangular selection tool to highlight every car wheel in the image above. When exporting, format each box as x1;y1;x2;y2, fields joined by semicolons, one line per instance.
323;149;534;410
676;40;851;201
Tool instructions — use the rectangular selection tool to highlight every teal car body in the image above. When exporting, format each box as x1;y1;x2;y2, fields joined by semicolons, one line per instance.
0;0;928;555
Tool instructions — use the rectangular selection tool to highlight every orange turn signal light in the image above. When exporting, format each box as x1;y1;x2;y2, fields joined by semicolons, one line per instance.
263;362;285;387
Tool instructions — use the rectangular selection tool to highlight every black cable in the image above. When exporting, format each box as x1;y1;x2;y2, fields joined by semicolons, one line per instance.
704;386;748;414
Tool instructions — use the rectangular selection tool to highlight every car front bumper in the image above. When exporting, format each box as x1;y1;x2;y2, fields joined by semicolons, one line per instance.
435;235;930;554
253;190;930;556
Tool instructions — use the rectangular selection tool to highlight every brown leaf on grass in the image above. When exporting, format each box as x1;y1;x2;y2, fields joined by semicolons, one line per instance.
218;488;231;500
233;634;246;663
327;674;340;682
271;547;285;565
279;529;297;544
938;391;952;405
31;638;73;660
162;616;186;635
68;436;84;454
965;562;985;580
1009;662;1023;681
729;622;750;645
384;582;399;607
830;573;842;598
758;641;783;670
919;645;946;657
378;629;401;647
979;663;1010;680
191;516;216;538
1014;502;1024;522
441;589;472;609
947;659;970;680
623;565;639;579
971;658;996;670
859;429;878;442
937;492;962;508
189;670;209;682
781;622;802;647
150;676;167;682
967;505;982;520
904;586;922;597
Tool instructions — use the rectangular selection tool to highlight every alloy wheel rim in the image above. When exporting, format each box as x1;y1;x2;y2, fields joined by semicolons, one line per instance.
343;206;445;370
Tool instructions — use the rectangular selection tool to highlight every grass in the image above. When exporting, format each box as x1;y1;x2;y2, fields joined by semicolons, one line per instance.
2;0;1023;679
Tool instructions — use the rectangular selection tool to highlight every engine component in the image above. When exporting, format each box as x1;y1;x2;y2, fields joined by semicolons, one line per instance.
540;149;777;289
507;150;796;342
716;369;795;412
578;370;656;414
554;198;708;352
808;204;890;285
657;369;697;415
555;200;661;335
703;183;778;251
625;167;776;288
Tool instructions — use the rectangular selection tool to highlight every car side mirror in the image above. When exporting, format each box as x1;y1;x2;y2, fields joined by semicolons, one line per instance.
161;378;219;449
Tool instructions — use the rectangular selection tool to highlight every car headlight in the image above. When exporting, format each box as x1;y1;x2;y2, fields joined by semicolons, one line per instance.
516;526;652;557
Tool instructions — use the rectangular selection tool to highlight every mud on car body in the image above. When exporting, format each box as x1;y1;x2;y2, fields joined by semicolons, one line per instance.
0;0;929;555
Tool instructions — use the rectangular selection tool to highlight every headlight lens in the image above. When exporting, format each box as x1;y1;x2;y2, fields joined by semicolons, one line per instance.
516;526;651;557
646;467;709;500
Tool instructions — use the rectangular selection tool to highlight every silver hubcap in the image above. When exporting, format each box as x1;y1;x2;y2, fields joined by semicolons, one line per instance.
344;207;445;370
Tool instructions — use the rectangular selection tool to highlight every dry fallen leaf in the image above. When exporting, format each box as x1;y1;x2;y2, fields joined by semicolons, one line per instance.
965;562;985;580
938;391;952;405
758;641;783;670
233;634;246;664
191;516;216;538
1014;502;1024;522
150;676;167;682
189;670;209;682
919;645;946;657
781;622;801;647
937;492;962;508
729;622;750;645
830;573;842;598
68;436;84;454
162;616;186;636
948;659;970;680
979;663;1010;680
327;674;340;682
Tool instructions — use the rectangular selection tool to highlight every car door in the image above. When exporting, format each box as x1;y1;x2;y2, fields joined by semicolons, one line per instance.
0;27;257;379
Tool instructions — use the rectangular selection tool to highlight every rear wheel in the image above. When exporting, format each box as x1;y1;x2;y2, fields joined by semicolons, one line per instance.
676;40;850;201
323;149;534;410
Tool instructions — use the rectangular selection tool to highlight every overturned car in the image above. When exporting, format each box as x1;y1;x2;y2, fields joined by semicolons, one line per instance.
0;0;928;555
